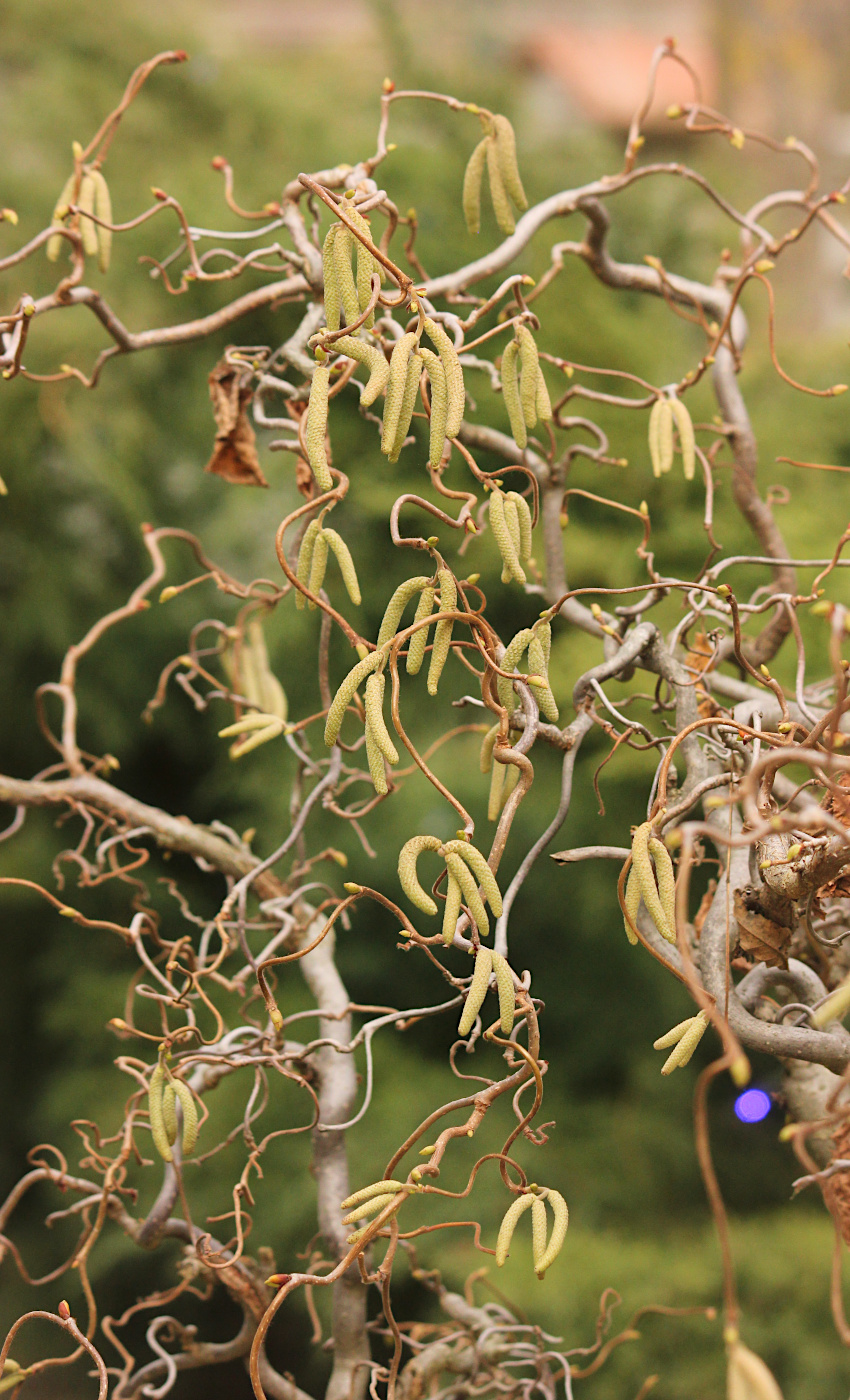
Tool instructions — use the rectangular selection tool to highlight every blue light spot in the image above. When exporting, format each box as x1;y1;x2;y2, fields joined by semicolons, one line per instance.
734;1089;772;1123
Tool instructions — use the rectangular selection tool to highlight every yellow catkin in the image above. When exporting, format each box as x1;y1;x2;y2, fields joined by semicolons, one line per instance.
47;172;78;261
344;203;378;328
462;137;489;235
500;339;526;448
365;722;388;794
495;1192;535;1266
90;168;112;273
162;1082;178;1146
531;1195;547;1272
307;528;329;608
632;823;675;943
341;1191;398;1226
527;632;559;722
442;873;463;946
148;1063;173;1163
398;833;444;915
389;350;423;462
341;1179;405;1211
653;1014;702;1050
537;619;552;670
648;835;676;939
458;945;494;1035
77;173;99;258
377;575;433;650
479;723;500;774
500;758;520;810
364;673;399;765
322;225;341;332
445;852;489;938
305;362;333;491
491;951;515;1034
441;840;503;916
423;318;464;438
322;528;362;607
490;488;526;585
496;627;535;713
660;1010;709;1074
420;346;448;468
516;325;540;430
406;585;435;675
505;490;533;564
427;569;457;696
670;396;696;481
488;754;507;821
381;331;418;455
535;1190;568;1278
726;1342;784;1400
332;221;360;328
295;518;322;611
486;134;515;235
492;114;528;212
325;649;383;747
623;862;640;945
245;619;287;721
502;495;521;584
173;1079;199;1155
332;336;389;407
648;397;674;477
535;367;553;422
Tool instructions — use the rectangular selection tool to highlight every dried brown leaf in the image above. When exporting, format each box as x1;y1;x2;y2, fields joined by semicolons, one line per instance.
204;358;267;487
733;887;791;968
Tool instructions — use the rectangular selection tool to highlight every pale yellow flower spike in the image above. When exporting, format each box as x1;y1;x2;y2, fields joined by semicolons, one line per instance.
501;494;522;584
535;1189;569;1278
631;822;676;943
406;586;435;676
442;873;463;945
726;1339;784;1400
148;1063;173;1163
444;852;490;938
90;168;112;273
462;136;489;235
495;1192;536;1266
305;362;333;491
670;396;696;481
332;221;360;327
492;114;528;212
654;1009;710;1074
440;840;503;916
307;529;329;608
496;628;535;712
295;518;323;611
47;171;78;262
377;575;432;649
427;569;457;695
77;173;99;258
648;396;674;478
365;721;388;794
423;318;464;438
332;336;389;407
364;673;399;766
388;350;423;462
505;490;533;564
341;1191;399;1226
322;224;341;332
479;723;500;774
458;945;494;1035
531;1195;547;1273
162;1081;178;1146
647;834;676;937
516;325;540;430
325;649;383;747
490;488;526;585
341;1179;405;1211
491;951;516;1034
322;528;362;607
381;331;418;455
173;1079;199;1155
486;133;515;235
420;347;448;468
501;338;526;448
397;833;444;916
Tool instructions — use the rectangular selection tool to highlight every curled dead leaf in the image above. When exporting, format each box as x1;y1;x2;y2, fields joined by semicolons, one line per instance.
733;887;791;968
205;357;267;486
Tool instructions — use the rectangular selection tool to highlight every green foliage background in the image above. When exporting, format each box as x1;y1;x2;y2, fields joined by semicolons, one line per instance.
2;3;850;1395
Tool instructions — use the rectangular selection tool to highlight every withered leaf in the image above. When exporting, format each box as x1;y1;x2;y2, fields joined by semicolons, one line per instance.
205;358;268;487
733;887;791;968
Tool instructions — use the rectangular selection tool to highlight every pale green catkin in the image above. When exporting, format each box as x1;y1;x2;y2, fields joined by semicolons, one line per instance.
364;673;399;765
445;852;490;939
502;495;522;584
420;347;448;468
295;518;323;611
492;114;528;212
462;137;489;235
307;529;329;608
389;350;423;462
505;490;533;564
305;362;333;491
245;619;287;721
631;822;675;943
488;755;507;821
458;945;494;1035
489;488;526;585
534;1190;568;1278
162;1082;178;1146
441;840;503;916
341;1179;405;1211
479;723;500;774
173;1079;199;1155
332;221;360;328
491;951;515;1034
527;632;559;722
344;203;377;328
423;318;464;438
322;528;362;607
670;396;696;481
47;171;78;261
398;833;444;915
325;649;383;747
516;325;540;430
623;862;640;945
495;1192;535;1266
535;368;553;423
648;835;676;938
531;1195;547;1272
77;173;99;257
406;586;435;675
427;569;457;696
648;397;674;477
659;1010;709;1074
365;721;388;794
381;331;418;455
496;627;535;713
500;339;526;448
342;1191;398;1226
91;168;112;273
377;576;432;650
322;225;341;332
537;618;552;669
486;134;515;235
442;872;463;946
148;1063;173;1163
332;335;389;407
